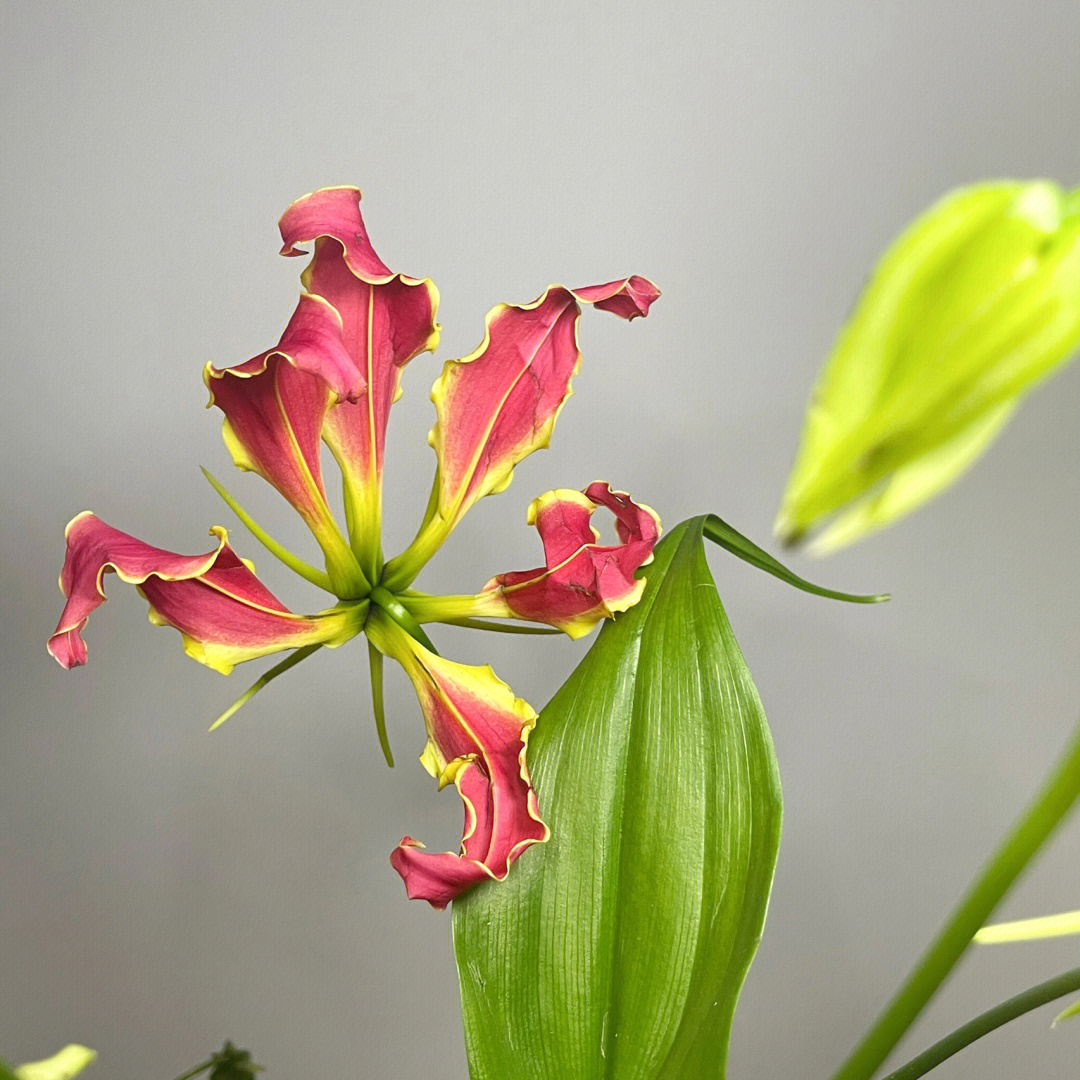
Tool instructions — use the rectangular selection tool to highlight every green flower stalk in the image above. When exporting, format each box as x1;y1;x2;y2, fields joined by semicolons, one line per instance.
776;179;1080;552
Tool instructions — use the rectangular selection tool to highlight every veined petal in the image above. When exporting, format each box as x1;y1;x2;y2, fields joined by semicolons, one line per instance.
366;612;548;909
48;512;363;674
405;483;661;638
279;187;440;568
481;482;661;637
382;278;659;589
204;293;365;595
430;280;659;527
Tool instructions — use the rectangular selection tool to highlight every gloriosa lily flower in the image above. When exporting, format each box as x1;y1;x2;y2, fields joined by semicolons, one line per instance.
48;187;660;908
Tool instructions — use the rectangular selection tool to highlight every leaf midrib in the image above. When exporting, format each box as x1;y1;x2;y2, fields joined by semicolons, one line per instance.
602;520;702;1078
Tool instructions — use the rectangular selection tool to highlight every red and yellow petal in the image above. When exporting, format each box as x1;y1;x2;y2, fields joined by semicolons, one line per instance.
204;293;364;595
406;483;661;638
383;278;659;588
569;276;661;320
480;482;661;636
48;513;364;675
367;612;548;908
278;187;440;566
430;280;660;525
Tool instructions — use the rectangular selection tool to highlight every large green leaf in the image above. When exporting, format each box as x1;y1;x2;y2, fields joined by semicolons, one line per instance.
452;517;783;1080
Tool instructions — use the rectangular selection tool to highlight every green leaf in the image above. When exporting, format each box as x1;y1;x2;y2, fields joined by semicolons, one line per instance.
777;179;1080;550
168;1041;262;1080
452;517;783;1080
207;1041;261;1080
12;1046;96;1080
703;514;888;602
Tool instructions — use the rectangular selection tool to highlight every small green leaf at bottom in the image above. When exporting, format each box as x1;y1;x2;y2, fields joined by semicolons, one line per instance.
11;1046;96;1080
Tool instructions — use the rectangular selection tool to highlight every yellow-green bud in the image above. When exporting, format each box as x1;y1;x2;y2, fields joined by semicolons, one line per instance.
776;180;1080;552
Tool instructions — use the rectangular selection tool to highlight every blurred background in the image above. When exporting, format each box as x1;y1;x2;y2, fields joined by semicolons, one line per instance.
2;2;1078;1077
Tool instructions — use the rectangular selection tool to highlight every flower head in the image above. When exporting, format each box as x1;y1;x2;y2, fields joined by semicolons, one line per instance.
49;186;659;906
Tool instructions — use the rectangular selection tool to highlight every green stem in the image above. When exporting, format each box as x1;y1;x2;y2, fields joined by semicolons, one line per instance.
399;593;562;634
830;717;1080;1080
398;592;480;623
167;1060;213;1080
381;512;448;592
880;967;1080;1080
201;467;334;592
368;639;394;767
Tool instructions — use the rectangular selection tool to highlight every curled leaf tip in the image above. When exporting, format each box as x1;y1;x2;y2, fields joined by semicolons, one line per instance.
704;513;888;603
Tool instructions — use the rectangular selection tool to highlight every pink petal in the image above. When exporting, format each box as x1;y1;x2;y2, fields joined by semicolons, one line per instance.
204;294;354;522
481;483;661;638
570;275;662;320
279;186;394;281
367;618;548;909
389;765;497;909
278;187;439;550
48;513;361;674
430;279;660;533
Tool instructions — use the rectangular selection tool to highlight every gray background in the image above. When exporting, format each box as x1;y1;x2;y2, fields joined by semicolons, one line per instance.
2;2;1078;1077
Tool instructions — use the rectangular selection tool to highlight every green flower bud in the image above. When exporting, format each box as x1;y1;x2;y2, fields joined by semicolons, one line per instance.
776;179;1080;552
208;1042;261;1080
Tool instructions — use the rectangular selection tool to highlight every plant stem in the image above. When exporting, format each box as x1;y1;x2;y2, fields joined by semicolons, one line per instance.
370;586;438;654
829;717;1080;1080
880;966;1080;1080
976;908;1080;944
